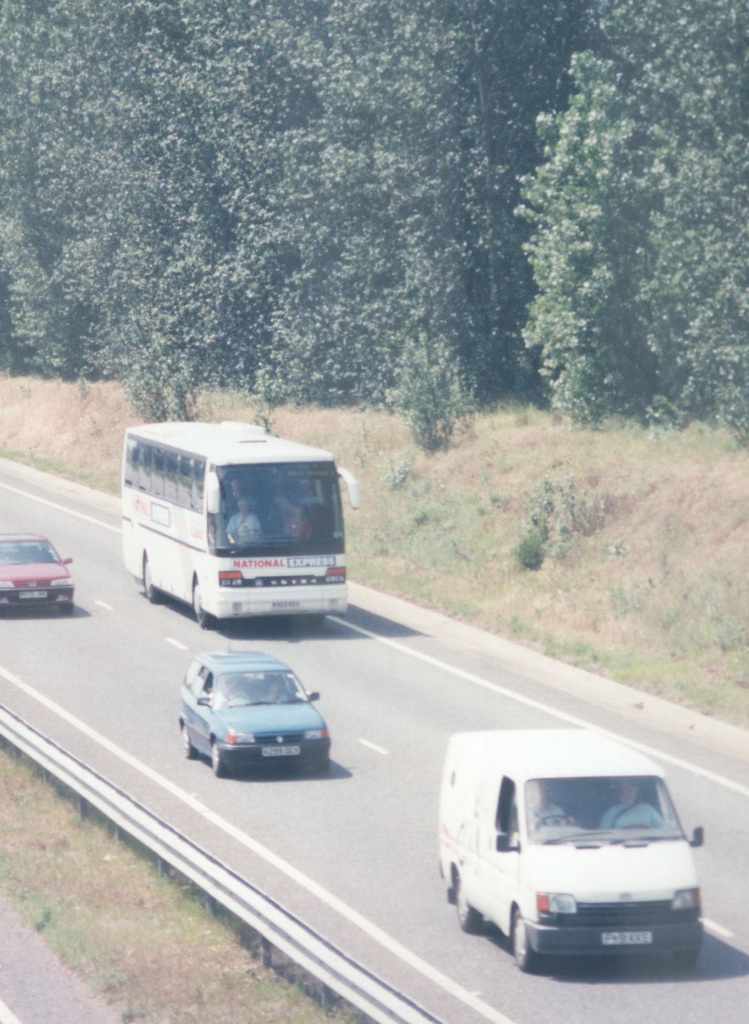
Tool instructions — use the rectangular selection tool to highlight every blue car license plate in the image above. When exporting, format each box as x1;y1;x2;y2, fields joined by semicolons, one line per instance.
602;931;653;946
261;745;301;757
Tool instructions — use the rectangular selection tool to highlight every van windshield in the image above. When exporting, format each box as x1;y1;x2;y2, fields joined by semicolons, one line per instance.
525;775;683;844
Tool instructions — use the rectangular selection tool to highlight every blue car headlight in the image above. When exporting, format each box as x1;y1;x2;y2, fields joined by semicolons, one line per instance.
225;729;255;744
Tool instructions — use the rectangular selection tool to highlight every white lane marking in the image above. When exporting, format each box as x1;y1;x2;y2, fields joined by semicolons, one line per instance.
0;482;120;534
94;600;113;611
704;918;734;939
166;638;189;651
4;479;745;986
0;1000;22;1024
0;998;23;1024
334;618;749;800
358;738;390;755
7;473;746;795
0;664;515;1024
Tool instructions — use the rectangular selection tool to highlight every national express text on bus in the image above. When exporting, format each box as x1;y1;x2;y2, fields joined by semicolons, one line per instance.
121;421;360;629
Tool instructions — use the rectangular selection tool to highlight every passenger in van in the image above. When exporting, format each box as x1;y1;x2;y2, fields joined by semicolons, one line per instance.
599;779;663;829
527;780;576;831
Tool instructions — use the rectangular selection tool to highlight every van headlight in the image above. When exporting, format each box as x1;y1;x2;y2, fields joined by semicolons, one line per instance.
672;888;700;911
537;893;577;915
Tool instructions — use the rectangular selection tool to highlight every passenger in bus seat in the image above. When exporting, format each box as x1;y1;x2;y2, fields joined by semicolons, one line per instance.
272;493;311;539
227;496;263;544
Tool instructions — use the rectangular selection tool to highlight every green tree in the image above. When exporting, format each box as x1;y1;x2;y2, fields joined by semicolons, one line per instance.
522;0;749;438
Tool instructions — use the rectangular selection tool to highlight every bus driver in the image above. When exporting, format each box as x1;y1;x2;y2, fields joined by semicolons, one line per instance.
226;496;263;545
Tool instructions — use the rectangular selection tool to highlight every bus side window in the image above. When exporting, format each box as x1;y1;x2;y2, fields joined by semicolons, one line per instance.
178;455;193;508
152;448;165;497
139;444;152;492
164;451;178;502
125;440;138;487
192;458;205;511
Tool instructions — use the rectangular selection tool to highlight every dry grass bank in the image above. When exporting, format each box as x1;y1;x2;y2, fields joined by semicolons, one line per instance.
2;374;749;728
0;743;356;1024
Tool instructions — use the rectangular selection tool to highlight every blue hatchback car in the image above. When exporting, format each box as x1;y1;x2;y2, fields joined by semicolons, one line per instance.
179;650;331;777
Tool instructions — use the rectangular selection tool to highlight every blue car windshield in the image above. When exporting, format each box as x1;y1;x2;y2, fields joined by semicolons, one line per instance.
213;670;303;709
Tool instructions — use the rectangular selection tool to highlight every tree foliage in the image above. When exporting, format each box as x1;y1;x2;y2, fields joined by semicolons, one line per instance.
2;0;748;445
522;0;749;439
0;0;588;433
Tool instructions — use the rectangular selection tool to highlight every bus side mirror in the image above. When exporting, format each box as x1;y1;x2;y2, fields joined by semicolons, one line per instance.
337;467;360;509
206;472;221;516
689;826;704;848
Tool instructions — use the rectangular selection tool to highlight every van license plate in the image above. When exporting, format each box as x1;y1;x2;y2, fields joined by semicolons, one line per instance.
262;745;300;757
602;931;653;946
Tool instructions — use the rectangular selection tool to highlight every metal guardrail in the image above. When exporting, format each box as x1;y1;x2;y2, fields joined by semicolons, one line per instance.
0;703;444;1024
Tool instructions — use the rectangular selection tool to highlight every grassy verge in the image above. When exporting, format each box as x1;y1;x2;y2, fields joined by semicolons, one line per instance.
0;741;358;1024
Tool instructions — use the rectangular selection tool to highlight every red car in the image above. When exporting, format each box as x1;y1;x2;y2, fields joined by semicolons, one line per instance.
0;533;75;615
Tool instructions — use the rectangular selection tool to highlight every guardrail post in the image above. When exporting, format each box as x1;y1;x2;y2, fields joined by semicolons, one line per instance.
77;794;89;821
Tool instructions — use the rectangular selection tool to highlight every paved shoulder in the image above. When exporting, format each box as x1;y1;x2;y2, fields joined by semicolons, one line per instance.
0;895;120;1024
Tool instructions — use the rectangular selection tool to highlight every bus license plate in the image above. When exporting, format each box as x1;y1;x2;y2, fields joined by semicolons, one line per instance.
262;745;300;757
602;931;653;946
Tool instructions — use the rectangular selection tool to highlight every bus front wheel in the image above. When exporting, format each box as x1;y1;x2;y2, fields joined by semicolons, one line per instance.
143;556;159;604
192;580;215;630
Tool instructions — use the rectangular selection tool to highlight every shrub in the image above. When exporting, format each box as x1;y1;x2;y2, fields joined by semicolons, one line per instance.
515;530;546;570
389;333;472;452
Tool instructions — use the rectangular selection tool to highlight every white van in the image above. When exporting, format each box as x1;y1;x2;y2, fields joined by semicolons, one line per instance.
438;729;704;972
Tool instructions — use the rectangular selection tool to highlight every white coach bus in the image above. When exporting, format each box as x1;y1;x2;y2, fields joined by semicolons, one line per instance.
122;421;360;628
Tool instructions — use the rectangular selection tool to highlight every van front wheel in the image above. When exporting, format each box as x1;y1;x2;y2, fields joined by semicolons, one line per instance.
454;873;482;934
512;908;539;973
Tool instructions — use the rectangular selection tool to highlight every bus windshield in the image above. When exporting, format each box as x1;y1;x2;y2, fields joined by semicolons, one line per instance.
212;462;344;556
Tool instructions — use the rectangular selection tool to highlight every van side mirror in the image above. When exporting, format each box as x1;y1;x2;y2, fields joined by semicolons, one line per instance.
689;826;704;848
496;833;520;853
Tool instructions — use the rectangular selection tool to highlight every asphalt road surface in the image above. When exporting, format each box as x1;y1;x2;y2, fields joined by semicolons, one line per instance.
0;895;120;1024
1;457;749;1024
